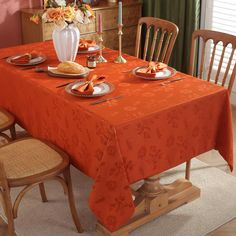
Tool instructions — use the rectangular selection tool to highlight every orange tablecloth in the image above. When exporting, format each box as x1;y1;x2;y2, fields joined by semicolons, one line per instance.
0;41;233;231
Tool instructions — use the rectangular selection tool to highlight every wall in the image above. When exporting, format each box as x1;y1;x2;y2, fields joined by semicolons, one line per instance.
0;0;42;48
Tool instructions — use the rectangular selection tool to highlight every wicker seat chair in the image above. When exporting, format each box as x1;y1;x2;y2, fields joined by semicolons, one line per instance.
0;108;16;142
0;138;83;236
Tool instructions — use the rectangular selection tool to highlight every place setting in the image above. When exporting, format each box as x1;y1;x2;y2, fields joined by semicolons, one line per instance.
132;61;176;80
123;61;185;86
77;39;100;54
5;51;47;66
51;60;122;105
65;73;115;100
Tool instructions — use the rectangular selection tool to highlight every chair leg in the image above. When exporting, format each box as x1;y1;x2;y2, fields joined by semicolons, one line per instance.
2;186;15;236
63;167;84;233
39;183;48;202
185;160;191;180
0;162;15;235
9;125;16;140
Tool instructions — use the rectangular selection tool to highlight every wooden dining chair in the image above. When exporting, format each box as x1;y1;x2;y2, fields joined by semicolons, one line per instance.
0;138;83;236
0;108;16;142
185;29;236;180
135;17;179;63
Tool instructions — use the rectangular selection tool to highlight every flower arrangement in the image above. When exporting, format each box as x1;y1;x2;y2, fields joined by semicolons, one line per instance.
30;0;95;28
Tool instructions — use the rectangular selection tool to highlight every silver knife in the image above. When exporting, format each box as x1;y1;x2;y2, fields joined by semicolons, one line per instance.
90;95;123;105
56;81;74;88
19;66;36;70
160;77;184;86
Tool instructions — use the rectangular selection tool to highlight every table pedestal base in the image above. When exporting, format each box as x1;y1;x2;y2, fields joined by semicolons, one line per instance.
96;177;200;236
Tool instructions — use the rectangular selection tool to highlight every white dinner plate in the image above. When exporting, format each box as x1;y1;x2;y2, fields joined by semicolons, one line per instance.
65;81;114;97
6;54;47;66
77;45;100;54
132;66;176;80
47;66;90;78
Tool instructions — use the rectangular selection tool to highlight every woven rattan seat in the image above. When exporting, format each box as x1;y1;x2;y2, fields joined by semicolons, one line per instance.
0;108;16;142
0;138;83;235
0;139;62;180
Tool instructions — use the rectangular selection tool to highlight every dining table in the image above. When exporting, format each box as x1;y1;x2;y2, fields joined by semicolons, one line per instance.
0;41;233;236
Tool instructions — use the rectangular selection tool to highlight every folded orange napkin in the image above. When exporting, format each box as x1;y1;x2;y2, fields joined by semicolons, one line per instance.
145;61;167;73
10;52;38;64
79;39;96;51
72;74;105;95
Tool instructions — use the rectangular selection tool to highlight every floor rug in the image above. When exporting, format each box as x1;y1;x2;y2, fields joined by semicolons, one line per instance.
1;159;236;236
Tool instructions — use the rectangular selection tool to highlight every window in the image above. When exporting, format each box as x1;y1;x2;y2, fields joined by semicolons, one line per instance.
201;0;236;103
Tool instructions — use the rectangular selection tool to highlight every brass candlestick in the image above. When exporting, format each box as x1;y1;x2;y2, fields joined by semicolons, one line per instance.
97;33;107;63
114;24;127;63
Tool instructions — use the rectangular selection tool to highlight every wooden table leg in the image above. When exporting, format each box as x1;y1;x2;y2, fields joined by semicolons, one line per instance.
96;175;200;236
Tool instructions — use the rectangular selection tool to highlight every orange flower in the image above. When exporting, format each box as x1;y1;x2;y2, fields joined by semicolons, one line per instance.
30;14;40;24
46;8;63;22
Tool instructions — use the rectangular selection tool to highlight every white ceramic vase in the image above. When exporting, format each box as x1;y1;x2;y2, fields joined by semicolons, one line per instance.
52;24;80;62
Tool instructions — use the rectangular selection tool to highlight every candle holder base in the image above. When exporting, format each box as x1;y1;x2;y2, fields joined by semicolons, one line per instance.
114;55;127;64
97;55;107;63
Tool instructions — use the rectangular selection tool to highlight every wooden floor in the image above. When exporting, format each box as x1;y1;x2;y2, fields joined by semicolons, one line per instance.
208;218;236;236
0;106;235;235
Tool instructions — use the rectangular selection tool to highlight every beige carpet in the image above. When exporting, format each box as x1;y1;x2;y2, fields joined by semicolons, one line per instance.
1;159;236;236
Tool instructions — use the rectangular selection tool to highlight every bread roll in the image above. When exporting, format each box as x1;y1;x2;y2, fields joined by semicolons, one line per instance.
57;61;85;74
